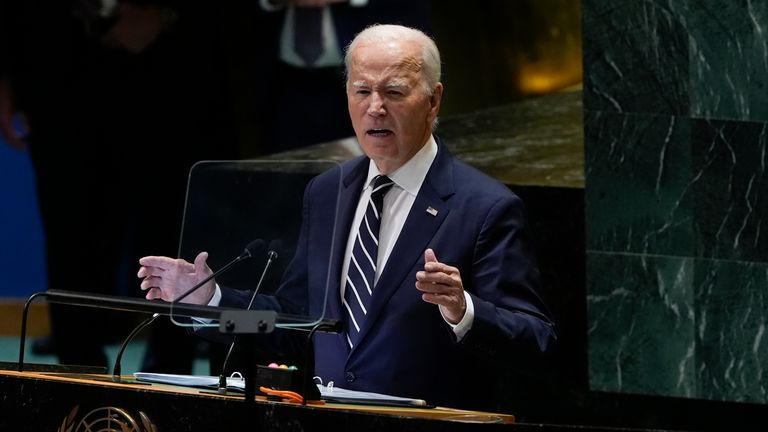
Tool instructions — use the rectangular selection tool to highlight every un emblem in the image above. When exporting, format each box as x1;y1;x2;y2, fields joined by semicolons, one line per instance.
58;406;157;432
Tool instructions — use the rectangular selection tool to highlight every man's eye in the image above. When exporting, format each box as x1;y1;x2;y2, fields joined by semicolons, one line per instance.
387;90;403;96
356;89;370;95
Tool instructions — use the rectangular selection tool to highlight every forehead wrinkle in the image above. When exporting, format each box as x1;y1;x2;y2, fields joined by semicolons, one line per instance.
393;55;423;73
349;51;423;90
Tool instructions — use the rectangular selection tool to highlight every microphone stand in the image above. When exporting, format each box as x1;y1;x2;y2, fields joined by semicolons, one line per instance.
112;313;160;383
302;322;331;405
218;247;279;400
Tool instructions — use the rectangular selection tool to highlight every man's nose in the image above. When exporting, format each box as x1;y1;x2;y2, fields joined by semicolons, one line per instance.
367;92;386;116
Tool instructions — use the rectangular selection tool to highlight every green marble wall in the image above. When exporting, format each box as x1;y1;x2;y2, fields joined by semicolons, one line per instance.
584;0;768;403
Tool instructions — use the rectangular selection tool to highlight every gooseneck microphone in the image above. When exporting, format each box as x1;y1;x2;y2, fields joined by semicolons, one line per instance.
217;240;281;394
112;313;160;382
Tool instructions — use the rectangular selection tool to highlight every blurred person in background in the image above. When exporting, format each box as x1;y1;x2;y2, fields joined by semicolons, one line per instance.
0;0;239;373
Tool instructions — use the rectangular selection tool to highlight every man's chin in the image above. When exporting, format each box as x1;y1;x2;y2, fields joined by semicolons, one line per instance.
360;145;398;164
362;141;396;155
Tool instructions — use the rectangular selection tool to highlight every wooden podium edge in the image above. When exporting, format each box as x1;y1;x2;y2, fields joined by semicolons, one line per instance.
0;369;515;425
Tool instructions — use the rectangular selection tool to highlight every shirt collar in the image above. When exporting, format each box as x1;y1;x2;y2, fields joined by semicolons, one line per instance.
365;135;438;196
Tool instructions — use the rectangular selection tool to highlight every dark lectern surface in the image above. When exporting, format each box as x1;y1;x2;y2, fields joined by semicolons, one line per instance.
0;370;693;432
0;370;517;431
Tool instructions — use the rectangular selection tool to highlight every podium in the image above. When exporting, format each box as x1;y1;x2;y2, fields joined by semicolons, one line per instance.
0;369;519;431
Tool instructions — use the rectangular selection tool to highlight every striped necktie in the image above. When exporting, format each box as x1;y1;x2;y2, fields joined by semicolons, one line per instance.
343;175;394;347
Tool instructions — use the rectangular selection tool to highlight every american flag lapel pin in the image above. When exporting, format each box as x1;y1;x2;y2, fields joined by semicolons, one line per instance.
426;206;438;216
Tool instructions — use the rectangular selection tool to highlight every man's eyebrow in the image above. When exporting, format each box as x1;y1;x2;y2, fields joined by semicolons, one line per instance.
350;78;410;89
385;78;409;88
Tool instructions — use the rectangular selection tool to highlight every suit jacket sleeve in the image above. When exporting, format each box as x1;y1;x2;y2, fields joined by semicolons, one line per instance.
456;188;557;369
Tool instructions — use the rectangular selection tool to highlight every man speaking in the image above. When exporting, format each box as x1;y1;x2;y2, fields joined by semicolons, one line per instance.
138;24;557;410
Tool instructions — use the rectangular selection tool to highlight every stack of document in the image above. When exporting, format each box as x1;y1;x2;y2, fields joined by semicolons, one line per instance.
134;372;244;392
133;372;429;407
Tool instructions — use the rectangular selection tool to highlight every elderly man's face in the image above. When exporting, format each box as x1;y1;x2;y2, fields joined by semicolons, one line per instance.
346;39;443;174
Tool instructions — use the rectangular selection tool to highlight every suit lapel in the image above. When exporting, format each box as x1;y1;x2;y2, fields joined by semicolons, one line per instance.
354;141;456;348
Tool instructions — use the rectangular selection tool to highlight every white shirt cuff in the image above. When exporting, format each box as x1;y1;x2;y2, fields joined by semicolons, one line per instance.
192;284;223;326
442;291;474;341
209;284;222;307
349;0;369;6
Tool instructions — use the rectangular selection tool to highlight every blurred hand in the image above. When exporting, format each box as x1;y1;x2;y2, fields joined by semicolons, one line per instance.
415;248;467;324
0;78;28;150
102;3;176;53
138;252;215;304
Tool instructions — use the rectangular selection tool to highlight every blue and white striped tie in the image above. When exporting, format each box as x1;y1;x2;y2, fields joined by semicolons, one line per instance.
343;175;394;347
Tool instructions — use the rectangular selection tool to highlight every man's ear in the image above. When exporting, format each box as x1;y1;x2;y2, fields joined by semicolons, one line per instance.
429;82;444;118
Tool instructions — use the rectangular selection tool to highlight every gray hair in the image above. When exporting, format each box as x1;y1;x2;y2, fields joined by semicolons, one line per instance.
344;24;442;96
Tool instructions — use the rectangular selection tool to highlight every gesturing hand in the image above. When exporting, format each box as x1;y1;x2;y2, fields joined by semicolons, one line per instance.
415;248;467;324
137;252;215;304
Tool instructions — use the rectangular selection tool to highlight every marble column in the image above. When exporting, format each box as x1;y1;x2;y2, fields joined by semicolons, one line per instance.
584;0;768;403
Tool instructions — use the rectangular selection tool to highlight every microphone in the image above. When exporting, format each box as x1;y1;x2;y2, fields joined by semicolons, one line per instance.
217;240;281;394
172;239;266;304
112;313;160;383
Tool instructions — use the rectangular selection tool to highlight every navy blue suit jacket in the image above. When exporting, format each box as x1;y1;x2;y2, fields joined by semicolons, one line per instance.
221;138;557;409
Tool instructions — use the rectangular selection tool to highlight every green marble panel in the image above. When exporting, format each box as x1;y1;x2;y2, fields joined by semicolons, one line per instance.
584;110;693;255
583;0;689;115
687;0;768;122
690;119;768;263
587;252;696;398
694;259;768;403
584;0;768;408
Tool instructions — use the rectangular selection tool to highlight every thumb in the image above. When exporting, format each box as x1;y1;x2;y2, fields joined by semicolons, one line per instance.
193;251;209;274
424;248;437;264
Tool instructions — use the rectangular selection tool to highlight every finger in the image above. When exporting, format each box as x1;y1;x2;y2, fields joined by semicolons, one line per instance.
425;263;459;276
424;260;459;275
145;287;157;299
145;287;164;300
140;275;164;291
420;292;460;308
193;251;209;274
137;265;166;278
139;255;177;269
416;269;456;286
415;279;455;294
424;248;437;264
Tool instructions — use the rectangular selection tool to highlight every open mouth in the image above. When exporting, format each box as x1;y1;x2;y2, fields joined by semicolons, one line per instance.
366;128;394;137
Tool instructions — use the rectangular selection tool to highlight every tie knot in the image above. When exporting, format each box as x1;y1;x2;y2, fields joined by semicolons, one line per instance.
371;175;394;198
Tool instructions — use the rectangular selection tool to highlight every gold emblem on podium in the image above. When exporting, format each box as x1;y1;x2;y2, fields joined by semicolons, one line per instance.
58;405;158;432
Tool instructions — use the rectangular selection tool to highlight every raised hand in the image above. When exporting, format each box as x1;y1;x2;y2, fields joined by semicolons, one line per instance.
415;248;467;324
137;251;215;304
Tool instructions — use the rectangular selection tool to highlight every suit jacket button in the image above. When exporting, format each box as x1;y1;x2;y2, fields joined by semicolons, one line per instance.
345;372;356;383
